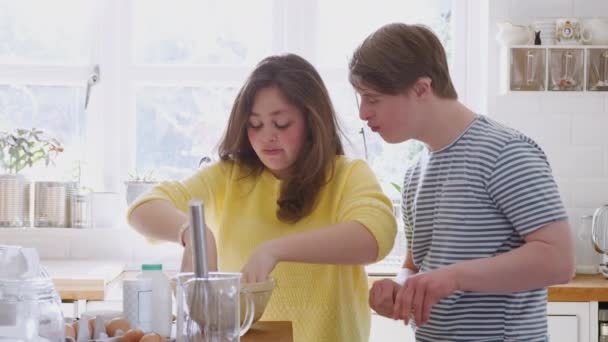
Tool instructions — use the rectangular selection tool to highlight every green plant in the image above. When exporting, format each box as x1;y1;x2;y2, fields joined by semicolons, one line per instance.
0;128;63;174
390;182;401;194
128;169;157;182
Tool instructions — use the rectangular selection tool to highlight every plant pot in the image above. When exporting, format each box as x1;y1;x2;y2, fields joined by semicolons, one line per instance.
0;174;27;227
125;181;157;206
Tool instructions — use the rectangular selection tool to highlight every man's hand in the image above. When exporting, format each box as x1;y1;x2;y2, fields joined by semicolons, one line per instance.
369;279;401;318
392;268;460;326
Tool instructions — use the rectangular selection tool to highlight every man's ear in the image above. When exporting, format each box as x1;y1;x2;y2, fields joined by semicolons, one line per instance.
413;78;432;97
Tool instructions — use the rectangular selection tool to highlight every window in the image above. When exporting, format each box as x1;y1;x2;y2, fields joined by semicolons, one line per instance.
1;0;467;267
0;0;96;182
126;0;453;195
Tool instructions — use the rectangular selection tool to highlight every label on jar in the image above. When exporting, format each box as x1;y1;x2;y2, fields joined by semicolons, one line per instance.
123;278;153;333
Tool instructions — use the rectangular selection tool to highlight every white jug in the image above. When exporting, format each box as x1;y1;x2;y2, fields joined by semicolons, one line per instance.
496;22;534;46
582;18;608;45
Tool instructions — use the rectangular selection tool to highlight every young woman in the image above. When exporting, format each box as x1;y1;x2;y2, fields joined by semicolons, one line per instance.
128;53;397;342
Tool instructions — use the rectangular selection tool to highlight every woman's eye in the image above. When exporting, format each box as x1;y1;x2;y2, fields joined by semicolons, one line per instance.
248;122;262;129
274;122;291;129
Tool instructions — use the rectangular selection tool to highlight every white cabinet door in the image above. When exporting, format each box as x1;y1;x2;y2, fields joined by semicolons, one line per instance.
547;301;598;342
548;315;579;342
370;314;416;342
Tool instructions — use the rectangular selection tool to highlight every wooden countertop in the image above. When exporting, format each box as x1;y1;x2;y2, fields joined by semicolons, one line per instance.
45;261;124;301
369;273;608;302
548;273;608;302
242;321;293;342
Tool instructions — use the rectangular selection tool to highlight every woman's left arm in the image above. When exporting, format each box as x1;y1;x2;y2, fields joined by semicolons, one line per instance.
241;160;397;283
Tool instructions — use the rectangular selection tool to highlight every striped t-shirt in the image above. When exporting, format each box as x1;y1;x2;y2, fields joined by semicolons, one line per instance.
402;115;567;342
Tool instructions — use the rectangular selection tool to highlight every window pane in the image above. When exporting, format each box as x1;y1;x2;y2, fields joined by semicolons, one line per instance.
316;0;453;67
136;86;238;180
0;85;86;179
132;0;274;65
0;1;94;64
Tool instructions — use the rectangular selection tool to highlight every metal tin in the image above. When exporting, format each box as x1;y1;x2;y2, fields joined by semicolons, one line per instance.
0;174;26;227
34;181;77;228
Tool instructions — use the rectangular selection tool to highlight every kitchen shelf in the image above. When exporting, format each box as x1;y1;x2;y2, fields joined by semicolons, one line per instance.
500;45;608;93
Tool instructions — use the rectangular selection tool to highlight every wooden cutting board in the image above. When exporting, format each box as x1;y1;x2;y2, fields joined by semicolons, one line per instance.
242;321;293;342
42;261;124;301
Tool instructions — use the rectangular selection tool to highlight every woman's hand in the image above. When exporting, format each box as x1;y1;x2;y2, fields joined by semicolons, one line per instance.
241;241;279;283
180;231;194;272
392;268;460;326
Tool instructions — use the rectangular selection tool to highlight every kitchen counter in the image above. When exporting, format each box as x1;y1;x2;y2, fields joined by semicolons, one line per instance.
547;273;608;302
242;321;293;342
369;273;608;302
49;266;293;340
45;261;124;301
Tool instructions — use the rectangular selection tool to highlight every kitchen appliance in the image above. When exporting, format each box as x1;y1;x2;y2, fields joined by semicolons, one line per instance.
591;205;608;277
176;200;255;341
0;245;65;341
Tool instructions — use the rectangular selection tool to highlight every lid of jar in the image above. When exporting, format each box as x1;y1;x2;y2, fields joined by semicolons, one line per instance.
142;264;162;271
0;245;42;280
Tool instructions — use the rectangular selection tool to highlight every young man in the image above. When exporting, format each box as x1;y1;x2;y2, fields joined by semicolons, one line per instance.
349;23;574;342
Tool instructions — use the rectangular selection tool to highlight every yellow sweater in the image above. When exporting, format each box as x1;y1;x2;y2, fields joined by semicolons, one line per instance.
129;156;397;342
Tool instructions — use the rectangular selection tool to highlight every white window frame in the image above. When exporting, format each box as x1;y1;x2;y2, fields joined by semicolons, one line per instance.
97;0;485;195
0;1;487;266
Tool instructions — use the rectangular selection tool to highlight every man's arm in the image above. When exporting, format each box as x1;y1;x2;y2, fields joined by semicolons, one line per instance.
451;220;575;293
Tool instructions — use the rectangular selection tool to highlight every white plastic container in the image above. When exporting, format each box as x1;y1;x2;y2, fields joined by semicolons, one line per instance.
136;264;172;337
123;278;153;332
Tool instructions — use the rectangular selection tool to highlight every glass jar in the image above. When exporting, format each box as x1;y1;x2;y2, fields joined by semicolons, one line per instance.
0;278;65;341
576;215;601;274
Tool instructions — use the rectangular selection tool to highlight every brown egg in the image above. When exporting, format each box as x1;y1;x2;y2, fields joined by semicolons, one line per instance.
122;329;145;342
65;323;76;339
139;332;167;342
105;317;130;337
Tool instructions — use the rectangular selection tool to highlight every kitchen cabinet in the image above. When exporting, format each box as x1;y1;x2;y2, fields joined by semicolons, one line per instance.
499;45;608;93
548;301;598;342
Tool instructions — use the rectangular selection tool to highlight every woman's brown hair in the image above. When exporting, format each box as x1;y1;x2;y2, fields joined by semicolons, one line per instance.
349;23;457;99
218;54;344;223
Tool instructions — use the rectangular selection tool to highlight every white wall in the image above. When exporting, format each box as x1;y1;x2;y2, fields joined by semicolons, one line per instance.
487;0;608;232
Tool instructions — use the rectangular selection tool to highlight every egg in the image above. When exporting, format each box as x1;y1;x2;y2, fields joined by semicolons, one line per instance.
105;317;130;337
65;323;76;339
121;329;145;342
139;332;167;342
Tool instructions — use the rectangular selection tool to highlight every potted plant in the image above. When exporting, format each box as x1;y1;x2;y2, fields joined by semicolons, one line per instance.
125;170;158;205
0;128;63;227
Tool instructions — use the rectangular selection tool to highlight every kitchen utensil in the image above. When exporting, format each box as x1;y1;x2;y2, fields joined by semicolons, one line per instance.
591;205;608;277
186;199;209;339
178;199;257;341
177;272;255;342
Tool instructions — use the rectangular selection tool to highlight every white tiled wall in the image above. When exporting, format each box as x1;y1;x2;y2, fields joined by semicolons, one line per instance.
488;0;608;231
